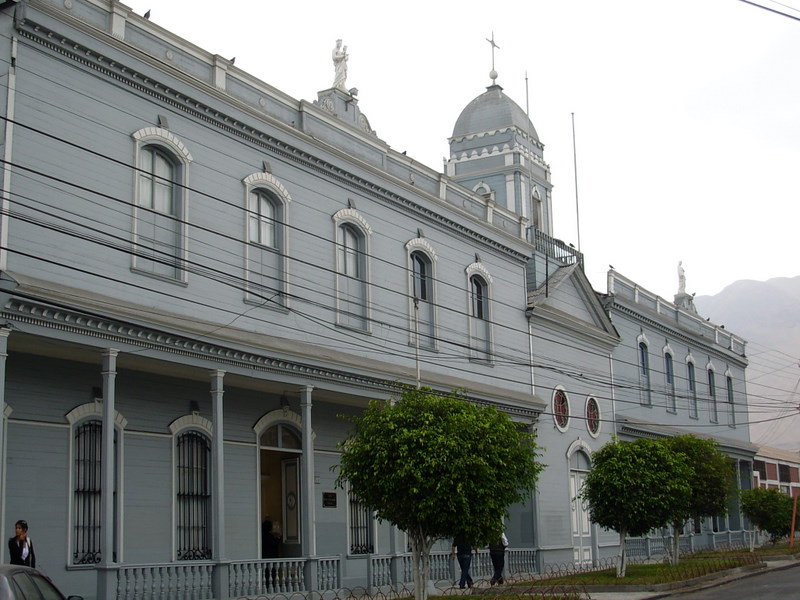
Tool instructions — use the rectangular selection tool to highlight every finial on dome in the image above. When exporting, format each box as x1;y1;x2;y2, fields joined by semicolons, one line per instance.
486;32;500;85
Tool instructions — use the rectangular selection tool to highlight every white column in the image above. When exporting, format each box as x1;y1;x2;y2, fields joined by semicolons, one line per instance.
100;348;118;566
300;386;316;556
0;328;10;562
210;370;226;559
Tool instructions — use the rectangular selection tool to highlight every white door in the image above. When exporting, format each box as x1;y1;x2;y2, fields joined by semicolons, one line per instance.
282;458;301;549
570;470;592;565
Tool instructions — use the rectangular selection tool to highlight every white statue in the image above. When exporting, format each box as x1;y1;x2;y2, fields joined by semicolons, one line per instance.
677;261;686;295
332;39;348;91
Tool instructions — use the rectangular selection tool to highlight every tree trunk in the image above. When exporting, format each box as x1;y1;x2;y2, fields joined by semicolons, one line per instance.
617;528;627;578
409;534;435;600
671;522;681;567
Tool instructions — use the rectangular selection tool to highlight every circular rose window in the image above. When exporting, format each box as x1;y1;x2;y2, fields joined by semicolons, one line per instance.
553;390;569;430
586;397;600;436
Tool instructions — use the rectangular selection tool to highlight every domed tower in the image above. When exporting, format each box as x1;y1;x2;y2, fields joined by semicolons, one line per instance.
445;76;552;238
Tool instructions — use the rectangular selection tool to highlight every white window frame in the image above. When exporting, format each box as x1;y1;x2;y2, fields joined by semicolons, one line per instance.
406;238;438;350
333;209;372;332
243;173;291;309
131;127;192;283
170;414;214;561
465;262;493;363
65;402;127;566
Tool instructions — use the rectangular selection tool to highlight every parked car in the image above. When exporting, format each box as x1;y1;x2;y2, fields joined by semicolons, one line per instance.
0;565;82;600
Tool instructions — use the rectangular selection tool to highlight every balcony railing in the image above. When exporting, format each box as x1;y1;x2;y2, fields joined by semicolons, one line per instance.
528;228;584;268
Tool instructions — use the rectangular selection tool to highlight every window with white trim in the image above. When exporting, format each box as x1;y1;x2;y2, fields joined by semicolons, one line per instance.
467;270;492;362
176;430;212;560
687;360;698;419
638;341;652;406
664;352;676;413
244;175;290;308
410;249;436;349
553;389;570;431
726;374;736;428
73;420;103;565
585;396;600;437
68;405;125;566
708;367;718;423
334;210;371;331
131;129;192;282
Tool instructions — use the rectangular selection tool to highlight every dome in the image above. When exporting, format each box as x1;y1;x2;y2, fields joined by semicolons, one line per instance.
452;85;538;141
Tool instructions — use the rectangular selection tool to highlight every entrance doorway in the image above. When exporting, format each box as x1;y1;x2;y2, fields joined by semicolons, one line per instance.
569;449;592;565
260;423;302;558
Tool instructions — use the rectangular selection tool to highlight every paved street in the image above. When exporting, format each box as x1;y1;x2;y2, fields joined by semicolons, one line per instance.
669;563;800;599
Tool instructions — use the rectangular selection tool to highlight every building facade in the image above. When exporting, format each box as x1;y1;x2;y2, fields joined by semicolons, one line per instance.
0;2;755;599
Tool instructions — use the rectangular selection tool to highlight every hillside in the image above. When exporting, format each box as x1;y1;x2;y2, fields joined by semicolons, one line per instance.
694;276;800;451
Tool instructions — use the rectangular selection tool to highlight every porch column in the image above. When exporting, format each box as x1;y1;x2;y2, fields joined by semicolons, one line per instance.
0;328;10;562
97;349;119;600
300;386;318;590
210;370;229;600
100;348;118;564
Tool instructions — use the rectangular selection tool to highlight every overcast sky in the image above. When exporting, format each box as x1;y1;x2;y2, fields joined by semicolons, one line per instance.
118;1;800;445
120;0;799;302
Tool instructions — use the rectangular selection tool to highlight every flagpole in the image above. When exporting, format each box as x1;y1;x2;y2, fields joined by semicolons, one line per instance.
572;112;582;252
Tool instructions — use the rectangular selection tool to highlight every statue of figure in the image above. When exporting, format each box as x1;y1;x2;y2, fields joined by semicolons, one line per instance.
677;261;686;295
332;39;348;91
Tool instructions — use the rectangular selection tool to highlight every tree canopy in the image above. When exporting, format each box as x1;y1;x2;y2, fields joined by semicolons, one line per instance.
741;487;794;544
581;437;693;577
662;435;735;564
335;387;544;599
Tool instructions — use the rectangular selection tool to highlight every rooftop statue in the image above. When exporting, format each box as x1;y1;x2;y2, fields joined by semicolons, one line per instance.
332;39;348;91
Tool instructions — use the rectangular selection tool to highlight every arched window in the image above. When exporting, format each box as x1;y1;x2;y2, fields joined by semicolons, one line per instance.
687;359;698;418
707;367;718;423
249;189;278;248
243;173;291;308
140;147;176;215
67;403;126;566
553;389;570;431
176;430;212;560
132;128;191;281
73;420;103;565
260;423;302;449
409;248;436;349
341;224;361;277
638;340;652;406
664;351;676;413
334;209;371;331
466;269;492;362
470;275;487;320
726;374;736;428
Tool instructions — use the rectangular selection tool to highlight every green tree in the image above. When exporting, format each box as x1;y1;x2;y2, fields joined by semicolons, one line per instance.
335;387;544;600
580;437;692;577
741;487;794;547
662;435;735;565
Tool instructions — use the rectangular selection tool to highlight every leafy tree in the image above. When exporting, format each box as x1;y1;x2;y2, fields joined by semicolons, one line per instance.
335;387;544;600
580;437;692;577
741;487;794;547
661;435;736;565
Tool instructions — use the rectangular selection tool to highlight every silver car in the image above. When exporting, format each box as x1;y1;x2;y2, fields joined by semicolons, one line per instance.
0;566;82;600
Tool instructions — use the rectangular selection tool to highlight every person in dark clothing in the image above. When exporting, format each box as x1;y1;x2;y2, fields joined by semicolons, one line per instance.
8;520;35;567
488;531;509;585
450;533;477;589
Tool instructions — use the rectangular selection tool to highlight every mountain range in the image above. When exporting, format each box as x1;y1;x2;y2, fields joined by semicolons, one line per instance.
693;276;800;451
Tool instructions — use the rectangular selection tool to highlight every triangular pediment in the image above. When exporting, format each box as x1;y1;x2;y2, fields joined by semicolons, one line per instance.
527;264;618;343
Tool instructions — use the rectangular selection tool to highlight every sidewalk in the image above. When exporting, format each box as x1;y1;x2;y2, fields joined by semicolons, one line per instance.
585;557;800;600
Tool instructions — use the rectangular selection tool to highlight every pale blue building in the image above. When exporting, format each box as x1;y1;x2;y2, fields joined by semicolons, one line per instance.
0;2;754;599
